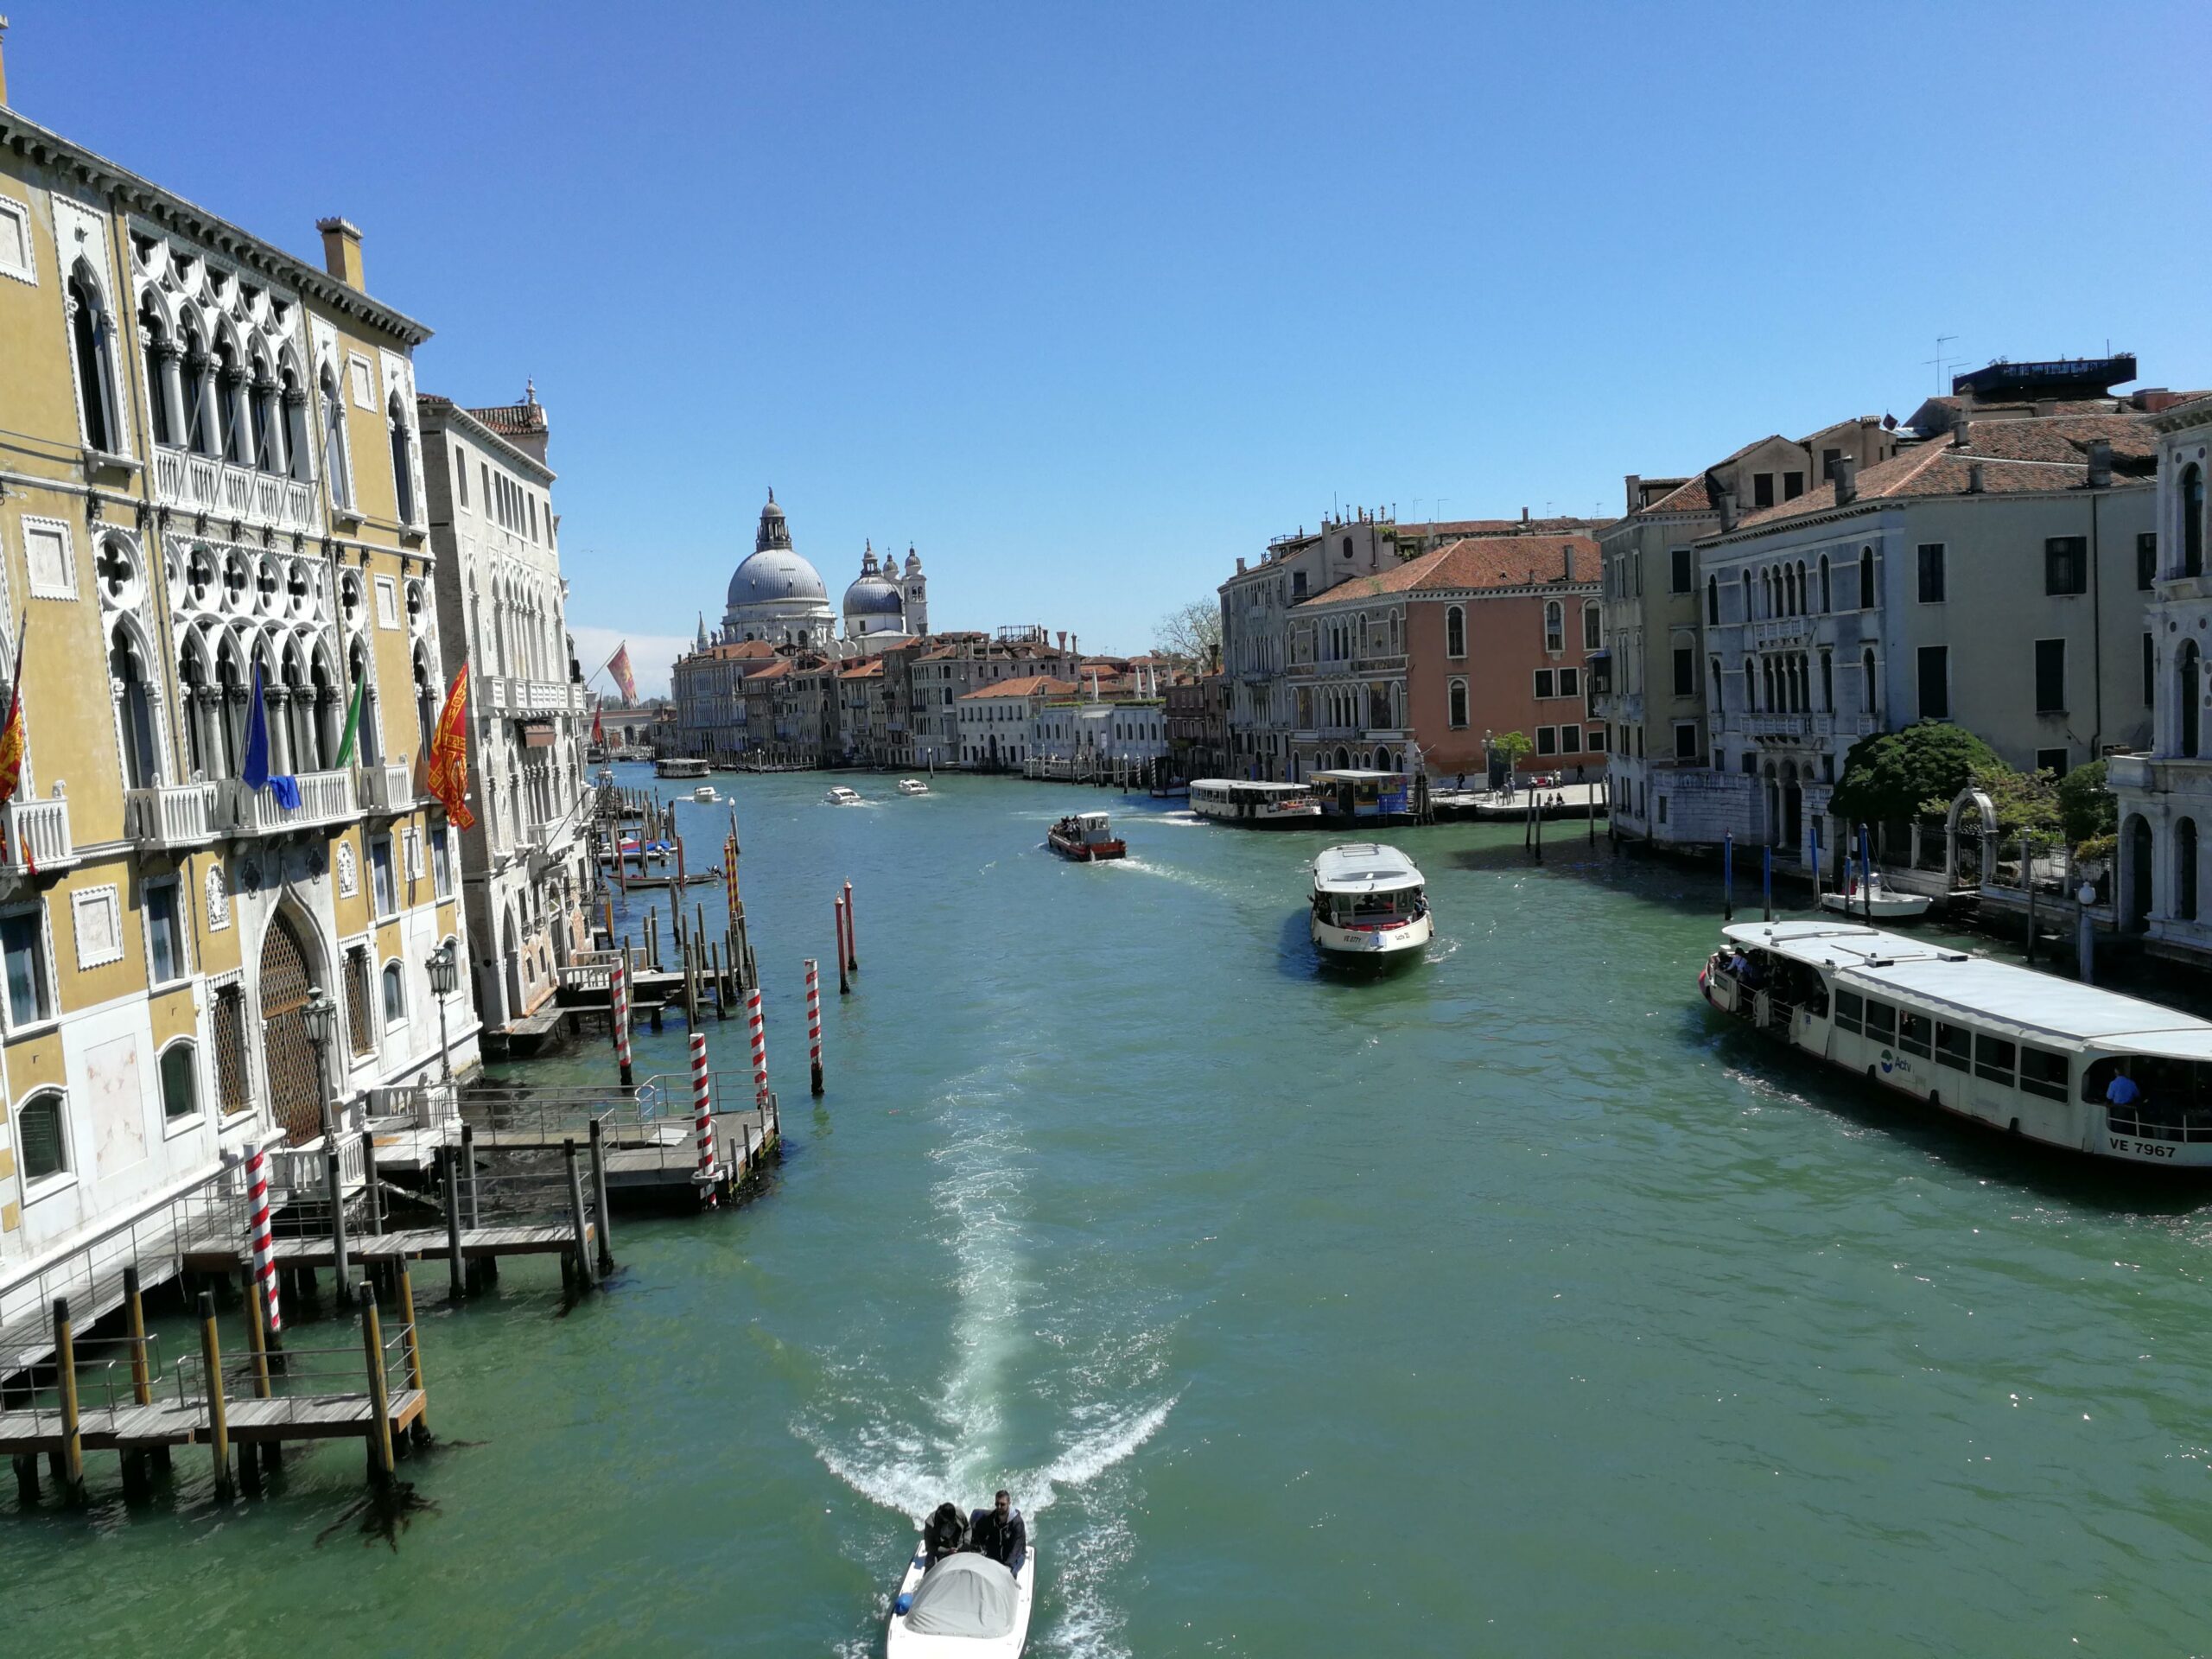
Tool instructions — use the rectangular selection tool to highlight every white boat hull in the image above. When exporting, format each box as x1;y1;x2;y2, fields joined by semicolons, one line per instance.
1311;911;1432;959
885;1540;1035;1657
1819;891;1931;920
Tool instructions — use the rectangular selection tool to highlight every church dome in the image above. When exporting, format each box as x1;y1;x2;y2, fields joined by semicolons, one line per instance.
843;573;906;618
728;548;828;608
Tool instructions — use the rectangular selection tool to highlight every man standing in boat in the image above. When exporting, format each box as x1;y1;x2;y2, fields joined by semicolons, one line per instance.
969;1489;1027;1573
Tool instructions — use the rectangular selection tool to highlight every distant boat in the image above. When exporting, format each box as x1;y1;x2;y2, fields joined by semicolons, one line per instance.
1188;778;1323;827
1309;842;1431;963
898;778;931;796
691;785;718;803
825;785;863;805
655;756;710;780
1819;870;1931;921
1048;811;1125;861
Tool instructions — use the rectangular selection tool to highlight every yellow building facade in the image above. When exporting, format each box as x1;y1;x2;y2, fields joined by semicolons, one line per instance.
0;91;476;1267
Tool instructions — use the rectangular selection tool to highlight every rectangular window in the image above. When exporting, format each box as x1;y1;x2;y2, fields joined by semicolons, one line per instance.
1783;470;1805;500
1536;726;1558;755
1864;1001;1897;1042
1899;1010;1932;1058
1674;721;1698;760
1936;1021;1972;1071
2139;531;2158;591
2044;537;2088;596
1560;726;1581;753
480;463;492;513
2;906;51;1027
371;835;397;917
2145;632;2156;707
1834;990;1864;1033
1916;543;1945;603
454;448;469;507
1917;645;1949;720
2036;747;2069;776
1534;669;1554;698
1672;647;1694;696
2019;1046;2070;1102
431;825;454;898
146;881;183;985
1558;667;1580;697
1821;448;1841;480
1974;1033;2017;1084
1752;473;1775;508
2034;638;2065;713
1670;547;1693;592
1590;725;1608;753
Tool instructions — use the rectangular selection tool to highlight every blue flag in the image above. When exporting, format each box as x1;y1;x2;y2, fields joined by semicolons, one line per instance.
242;659;270;789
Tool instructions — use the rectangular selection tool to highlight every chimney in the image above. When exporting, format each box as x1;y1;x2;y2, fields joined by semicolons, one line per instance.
1716;484;1738;533
2035;398;2058;418
1234;556;1246;573
1562;544;1575;582
1834;455;1859;506
1625;474;1642;515
315;217;365;289
1951;417;1972;450
1521;506;1530;524
0;16;13;107
1967;462;1986;495
2086;439;2113;488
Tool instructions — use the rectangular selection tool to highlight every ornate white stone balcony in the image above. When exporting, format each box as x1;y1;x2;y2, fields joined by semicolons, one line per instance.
0;798;76;874
1745;713;1810;739
124;782;219;851
219;769;355;836
359;761;417;817
152;445;318;533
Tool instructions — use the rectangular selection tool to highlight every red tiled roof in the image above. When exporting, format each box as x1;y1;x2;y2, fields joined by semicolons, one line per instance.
959;675;1073;700
837;659;885;680
1296;534;1599;604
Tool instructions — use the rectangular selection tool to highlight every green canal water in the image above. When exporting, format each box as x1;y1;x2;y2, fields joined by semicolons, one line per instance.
10;766;2212;1656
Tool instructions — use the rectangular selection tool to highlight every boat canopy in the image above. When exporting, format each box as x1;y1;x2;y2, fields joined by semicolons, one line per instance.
1192;779;1309;798
1312;768;1406;785
1313;842;1423;894
904;1553;1019;1637
1072;811;1111;830
1720;920;2212;1058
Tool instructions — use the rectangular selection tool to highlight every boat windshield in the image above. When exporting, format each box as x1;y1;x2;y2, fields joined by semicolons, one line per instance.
2083;1055;2212;1142
1319;885;1424;925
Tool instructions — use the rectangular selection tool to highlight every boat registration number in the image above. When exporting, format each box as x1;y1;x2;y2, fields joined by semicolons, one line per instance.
2110;1136;2179;1160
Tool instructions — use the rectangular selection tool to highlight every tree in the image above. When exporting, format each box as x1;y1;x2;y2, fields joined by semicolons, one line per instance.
1943;762;2058;849
1153;601;1223;670
2056;758;2118;849
1491;731;1534;773
1828;721;2002;827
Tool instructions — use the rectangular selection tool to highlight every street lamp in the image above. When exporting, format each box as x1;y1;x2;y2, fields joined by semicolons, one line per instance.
299;985;349;1287
427;940;458;1087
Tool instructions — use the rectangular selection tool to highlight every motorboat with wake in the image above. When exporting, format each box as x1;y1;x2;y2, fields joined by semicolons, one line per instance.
887;1504;1035;1656
1310;842;1430;963
898;778;931;796
1048;811;1125;861
826;785;863;805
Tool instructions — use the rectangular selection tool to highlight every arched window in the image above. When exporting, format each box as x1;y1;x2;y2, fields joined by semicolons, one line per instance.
388;392;416;524
282;367;309;481
2181;818;2201;923
138;296;176;448
1709;658;1725;714
111;626;160;789
321;367;351;507
1544;601;1564;653
1795;560;1808;616
1740;570;1752;622
1761;569;1773;619
1706;575;1719;626
1858;547;1875;609
1446;605;1465;658
1861;648;1878;715
1817;553;1831;613
2185;464;2206;578
250;355;277;472
1583;602;1601;651
214;338;244;464
67;268;118;453
2180;640;2201;759
1820;651;1834;713
1744;661;1757;711
16;1090;67;1180
1341;536;1354;560
382;961;406;1024
1448;677;1468;728
159;1041;199;1121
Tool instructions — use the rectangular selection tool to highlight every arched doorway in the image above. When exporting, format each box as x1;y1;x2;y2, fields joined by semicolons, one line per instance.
2126;815;2154;931
503;906;524;1021
257;910;323;1143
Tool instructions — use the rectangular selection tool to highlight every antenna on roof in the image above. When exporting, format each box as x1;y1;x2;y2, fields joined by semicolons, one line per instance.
1924;334;1961;391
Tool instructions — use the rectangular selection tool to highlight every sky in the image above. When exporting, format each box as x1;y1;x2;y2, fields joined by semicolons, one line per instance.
24;3;2212;695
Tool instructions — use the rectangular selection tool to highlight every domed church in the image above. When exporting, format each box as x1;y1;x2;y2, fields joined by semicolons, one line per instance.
714;492;929;656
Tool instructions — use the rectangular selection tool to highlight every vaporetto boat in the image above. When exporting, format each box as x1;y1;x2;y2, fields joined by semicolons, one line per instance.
1309;843;1430;962
1702;919;2212;1166
1189;778;1324;827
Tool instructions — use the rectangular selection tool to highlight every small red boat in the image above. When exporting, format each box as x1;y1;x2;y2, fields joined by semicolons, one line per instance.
1048;811;1126;861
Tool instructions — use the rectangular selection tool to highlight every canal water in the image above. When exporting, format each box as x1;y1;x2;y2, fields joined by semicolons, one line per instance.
10;766;2212;1656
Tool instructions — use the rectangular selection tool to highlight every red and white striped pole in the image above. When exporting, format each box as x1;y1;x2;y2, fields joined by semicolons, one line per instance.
612;952;634;1087
690;1030;715;1203
747;985;770;1106
842;880;858;972
246;1139;282;1336
805;958;823;1096
835;898;850;996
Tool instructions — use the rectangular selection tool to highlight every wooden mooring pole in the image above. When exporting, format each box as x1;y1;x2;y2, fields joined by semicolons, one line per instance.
51;1298;84;1504
196;1291;232;1502
398;1266;430;1446
442;1145;466;1303
588;1120;616;1276
358;1283;395;1489
564;1139;598;1293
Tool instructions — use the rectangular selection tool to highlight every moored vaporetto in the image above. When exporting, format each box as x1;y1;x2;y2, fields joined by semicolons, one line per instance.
1702;920;2212;1166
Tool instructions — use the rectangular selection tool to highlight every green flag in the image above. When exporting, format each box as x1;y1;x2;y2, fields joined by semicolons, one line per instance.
334;670;365;768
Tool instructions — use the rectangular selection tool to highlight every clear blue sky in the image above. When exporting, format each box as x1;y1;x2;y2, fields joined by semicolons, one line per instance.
23;2;2211;692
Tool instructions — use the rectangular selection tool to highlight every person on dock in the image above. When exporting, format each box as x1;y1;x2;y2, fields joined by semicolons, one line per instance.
969;1489;1027;1573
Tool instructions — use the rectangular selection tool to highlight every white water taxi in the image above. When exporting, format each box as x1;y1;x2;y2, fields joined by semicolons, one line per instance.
898;778;931;796
1310;843;1430;961
1189;778;1323;827
887;1541;1035;1657
825;785;863;805
1703;918;2212;1167
1818;870;1931;921
655;756;710;780
691;784;718;804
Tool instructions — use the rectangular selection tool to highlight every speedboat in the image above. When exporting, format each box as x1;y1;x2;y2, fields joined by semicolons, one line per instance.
898;778;930;796
1047;811;1125;861
692;785;718;804
826;785;863;805
1310;842;1431;962
887;1541;1035;1657
1819;870;1932;920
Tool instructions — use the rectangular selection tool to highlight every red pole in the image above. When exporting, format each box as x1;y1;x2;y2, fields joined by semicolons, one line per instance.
842;880;858;972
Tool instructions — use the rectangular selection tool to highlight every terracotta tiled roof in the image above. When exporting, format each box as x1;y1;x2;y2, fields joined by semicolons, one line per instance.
837;659;885;680
959;675;1073;700
1296;534;1599;604
466;401;549;437
746;658;796;683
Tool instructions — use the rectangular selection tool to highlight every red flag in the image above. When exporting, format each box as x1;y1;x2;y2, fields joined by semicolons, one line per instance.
607;643;638;703
425;664;476;831
0;614;34;874
592;701;606;747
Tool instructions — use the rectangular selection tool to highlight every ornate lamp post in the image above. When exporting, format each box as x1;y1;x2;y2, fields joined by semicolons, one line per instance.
300;986;349;1287
427;939;458;1087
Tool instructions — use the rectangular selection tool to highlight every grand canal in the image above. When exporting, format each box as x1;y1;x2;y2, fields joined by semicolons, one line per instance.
10;766;2212;1655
